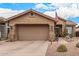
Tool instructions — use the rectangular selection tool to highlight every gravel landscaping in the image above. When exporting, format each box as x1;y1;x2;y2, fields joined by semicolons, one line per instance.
46;37;79;56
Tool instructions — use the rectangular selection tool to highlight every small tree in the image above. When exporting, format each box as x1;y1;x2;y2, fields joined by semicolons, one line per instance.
50;32;55;44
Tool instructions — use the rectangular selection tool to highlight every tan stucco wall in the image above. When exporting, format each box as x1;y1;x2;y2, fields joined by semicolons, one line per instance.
8;12;55;41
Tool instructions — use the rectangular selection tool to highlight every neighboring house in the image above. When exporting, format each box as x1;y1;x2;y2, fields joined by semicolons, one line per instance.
5;9;76;41
0;17;7;38
75;26;79;37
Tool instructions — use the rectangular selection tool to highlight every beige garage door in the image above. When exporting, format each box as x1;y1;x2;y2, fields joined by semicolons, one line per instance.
17;24;49;41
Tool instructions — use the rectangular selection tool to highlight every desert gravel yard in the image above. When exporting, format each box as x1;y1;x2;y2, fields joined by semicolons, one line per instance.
0;41;49;56
46;37;79;56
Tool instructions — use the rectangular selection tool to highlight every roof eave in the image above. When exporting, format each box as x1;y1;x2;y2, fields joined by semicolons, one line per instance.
6;9;56;23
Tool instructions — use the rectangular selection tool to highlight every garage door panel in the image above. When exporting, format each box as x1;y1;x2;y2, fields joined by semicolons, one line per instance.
17;25;49;41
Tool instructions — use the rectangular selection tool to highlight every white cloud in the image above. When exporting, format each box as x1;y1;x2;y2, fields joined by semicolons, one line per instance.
0;8;24;18
44;7;79;19
34;3;79;19
57;7;79;18
49;3;71;8
71;4;78;8
34;3;48;10
76;23;79;27
34;3;57;11
44;11;56;18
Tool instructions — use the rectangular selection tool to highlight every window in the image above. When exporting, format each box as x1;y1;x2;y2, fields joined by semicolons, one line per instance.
66;26;73;34
31;13;33;16
30;13;35;17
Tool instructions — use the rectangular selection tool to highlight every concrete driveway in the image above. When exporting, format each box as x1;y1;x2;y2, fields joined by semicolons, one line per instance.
0;41;49;56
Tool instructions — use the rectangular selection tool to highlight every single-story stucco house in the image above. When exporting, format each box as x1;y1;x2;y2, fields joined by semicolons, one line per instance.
0;9;77;41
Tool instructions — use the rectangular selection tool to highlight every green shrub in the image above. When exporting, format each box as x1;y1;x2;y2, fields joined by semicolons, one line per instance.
69;33;73;38
62;29;68;37
76;43;79;48
57;44;67;52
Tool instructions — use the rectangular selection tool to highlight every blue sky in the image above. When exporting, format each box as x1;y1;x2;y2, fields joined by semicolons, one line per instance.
0;3;35;10
0;3;79;24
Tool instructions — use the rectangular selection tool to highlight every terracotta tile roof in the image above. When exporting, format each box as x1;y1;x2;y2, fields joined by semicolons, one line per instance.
76;27;79;31
66;20;77;26
55;16;77;25
57;16;66;22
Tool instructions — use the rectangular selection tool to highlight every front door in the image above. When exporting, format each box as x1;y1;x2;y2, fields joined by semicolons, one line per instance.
55;25;62;37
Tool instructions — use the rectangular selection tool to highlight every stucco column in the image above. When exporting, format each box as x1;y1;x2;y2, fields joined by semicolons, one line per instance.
8;27;12;41
62;25;65;33
13;25;16;41
49;24;55;41
62;21;66;34
8;25;16;41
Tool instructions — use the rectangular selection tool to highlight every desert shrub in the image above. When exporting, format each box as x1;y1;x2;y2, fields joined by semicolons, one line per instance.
57;44;67;52
76;43;79;48
62;29;68;37
0;37;7;41
69;33;73;38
